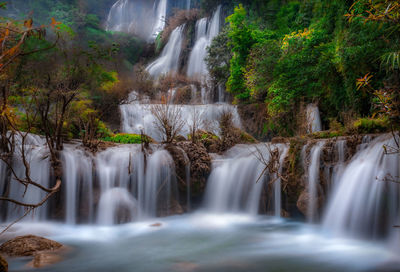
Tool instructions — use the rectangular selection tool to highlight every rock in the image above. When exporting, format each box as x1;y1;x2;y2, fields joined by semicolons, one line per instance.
281;209;290;218
150;223;162;227
0;235;62;257
28;251;63;269
177;141;212;195
0;255;7;272
296;190;324;218
297;190;310;216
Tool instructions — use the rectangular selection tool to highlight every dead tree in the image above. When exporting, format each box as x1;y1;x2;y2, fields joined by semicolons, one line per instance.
150;102;185;143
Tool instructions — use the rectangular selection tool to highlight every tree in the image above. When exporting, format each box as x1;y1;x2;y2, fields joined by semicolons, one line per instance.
226;4;256;101
0;10;64;231
150;98;185;143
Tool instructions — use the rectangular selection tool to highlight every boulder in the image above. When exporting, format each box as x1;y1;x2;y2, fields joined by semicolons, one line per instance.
0;255;7;272
0;235;62;257
177;141;212;195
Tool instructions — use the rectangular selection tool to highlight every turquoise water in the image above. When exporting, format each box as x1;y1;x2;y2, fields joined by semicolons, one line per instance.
6;214;400;272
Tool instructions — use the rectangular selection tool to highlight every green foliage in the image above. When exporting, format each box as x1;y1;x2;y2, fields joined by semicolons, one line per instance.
226;4;256;101
103;134;149;144
353;117;390;134
208;0;398;136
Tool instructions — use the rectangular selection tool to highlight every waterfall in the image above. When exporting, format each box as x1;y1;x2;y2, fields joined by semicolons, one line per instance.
5;144;50;222
187;6;221;78
97;188;138;225
106;0;167;42
120;103;242;142
62;147;94;224
306;141;325;222
186;0;191;10
323;135;400;245
306;104;322;133
204;144;288;215
187;18;209;78
150;0;168;41
186;6;222;103
146;24;186;77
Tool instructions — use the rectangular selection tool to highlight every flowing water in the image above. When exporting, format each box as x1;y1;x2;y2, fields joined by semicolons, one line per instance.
1;135;400;271
120;103;242;142
146;24;186;77
5;215;400;272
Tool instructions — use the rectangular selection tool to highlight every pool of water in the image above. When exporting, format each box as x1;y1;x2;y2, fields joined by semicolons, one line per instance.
5;213;400;272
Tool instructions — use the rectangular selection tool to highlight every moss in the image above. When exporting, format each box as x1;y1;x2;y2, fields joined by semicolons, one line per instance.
240;131;257;143
311;130;343;139
352;117;390;134
102;133;152;144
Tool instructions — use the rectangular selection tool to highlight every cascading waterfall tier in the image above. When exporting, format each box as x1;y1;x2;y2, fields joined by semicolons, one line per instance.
106;0;167;42
187;6;222;103
204;143;289;216
120;103;242;142
0;139;180;225
323;134;400;246
1;132;400;254
146;24;186;77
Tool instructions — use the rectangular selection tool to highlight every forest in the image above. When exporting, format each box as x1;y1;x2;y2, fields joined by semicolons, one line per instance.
0;1;399;272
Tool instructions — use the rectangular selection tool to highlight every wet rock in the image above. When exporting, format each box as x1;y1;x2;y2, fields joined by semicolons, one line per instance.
28;251;63;269
177;141;212;195
0;235;62;257
281;209;290;218
150;223;162;227
296;190;324;218
0;254;7;272
296;190;309;216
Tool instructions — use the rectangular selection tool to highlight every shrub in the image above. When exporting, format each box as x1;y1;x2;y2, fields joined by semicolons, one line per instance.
353;117;390;134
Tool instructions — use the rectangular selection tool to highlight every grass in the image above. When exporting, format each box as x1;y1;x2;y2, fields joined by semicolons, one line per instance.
102;133;150;144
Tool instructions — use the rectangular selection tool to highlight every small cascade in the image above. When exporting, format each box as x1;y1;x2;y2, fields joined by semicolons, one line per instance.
106;0;168;42
186;18;209;78
95;146;178;221
306;104;322;133
323;135;400;244
187;6;222;103
62;147;94;224
97;188;138;225
5;144;50;222
306;141;325;222
120;103;242;142
146;24;186;77
204;144;288;215
150;0;168;41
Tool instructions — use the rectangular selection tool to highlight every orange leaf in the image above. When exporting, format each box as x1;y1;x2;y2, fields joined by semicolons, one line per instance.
24;19;33;29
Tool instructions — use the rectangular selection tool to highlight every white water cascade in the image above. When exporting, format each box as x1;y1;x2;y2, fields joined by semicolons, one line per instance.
120;103;242;142
5;143;50;222
306;141;325;222
146;24;186;77
187;6;222;103
323;134;400;246
306;104;322;133
106;0;168;42
204;144;289;216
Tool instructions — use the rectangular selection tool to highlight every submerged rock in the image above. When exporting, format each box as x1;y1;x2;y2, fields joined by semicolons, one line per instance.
0;235;62;257
28;251;63;269
0;254;7;272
